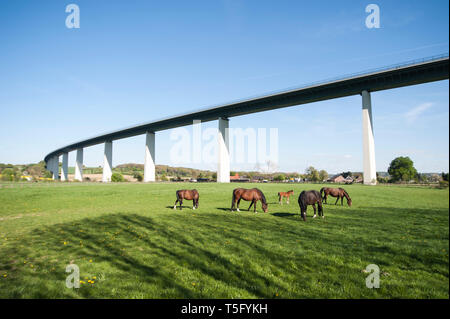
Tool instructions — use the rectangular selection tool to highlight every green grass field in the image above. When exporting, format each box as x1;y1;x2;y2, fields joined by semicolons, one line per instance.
0;182;448;298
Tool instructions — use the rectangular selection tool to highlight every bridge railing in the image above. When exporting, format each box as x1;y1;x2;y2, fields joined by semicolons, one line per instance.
187;52;450;113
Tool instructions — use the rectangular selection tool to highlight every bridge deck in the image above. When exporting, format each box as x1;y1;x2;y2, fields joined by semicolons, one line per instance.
44;54;449;163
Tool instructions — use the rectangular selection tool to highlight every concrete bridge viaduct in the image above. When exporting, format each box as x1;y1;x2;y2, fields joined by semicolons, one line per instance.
44;54;449;184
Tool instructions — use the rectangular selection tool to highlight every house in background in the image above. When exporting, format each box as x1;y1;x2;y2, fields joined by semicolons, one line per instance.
327;174;346;183
230;173;250;182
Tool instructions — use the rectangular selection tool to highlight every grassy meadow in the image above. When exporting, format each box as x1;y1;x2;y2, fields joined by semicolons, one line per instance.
0;182;448;298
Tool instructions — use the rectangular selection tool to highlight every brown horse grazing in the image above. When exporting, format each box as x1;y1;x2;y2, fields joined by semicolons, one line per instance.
278;190;294;205
173;189;199;210
320;187;352;206
298;190;323;221
231;188;268;213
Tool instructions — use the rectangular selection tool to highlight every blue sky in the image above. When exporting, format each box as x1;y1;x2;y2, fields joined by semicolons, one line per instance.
0;0;448;174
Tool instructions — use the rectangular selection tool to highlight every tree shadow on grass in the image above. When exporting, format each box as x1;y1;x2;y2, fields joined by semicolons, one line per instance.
1;205;447;298
0;212;295;298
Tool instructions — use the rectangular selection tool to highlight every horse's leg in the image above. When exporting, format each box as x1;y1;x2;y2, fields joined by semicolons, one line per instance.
179;198;183;210
237;199;241;212
287;195;290;204
279;195;282;205
319;202;324;218
254;200;257;213
334;196;339;205
248;200;254;211
312;204;317;218
173;199;178;210
341;196;343;206
192;199;196;210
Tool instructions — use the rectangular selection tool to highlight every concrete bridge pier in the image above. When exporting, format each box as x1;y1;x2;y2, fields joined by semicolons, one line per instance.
75;148;84;181
46;157;53;179
217;117;230;183
50;156;59;180
61;152;69;181
362;90;377;185
144;131;156;182
102;141;113;182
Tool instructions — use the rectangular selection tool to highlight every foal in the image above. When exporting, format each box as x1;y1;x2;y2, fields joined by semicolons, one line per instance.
278;190;294;205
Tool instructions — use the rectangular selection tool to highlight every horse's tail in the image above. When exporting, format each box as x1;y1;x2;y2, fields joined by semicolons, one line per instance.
176;190;181;201
298;191;306;210
298;191;307;220
231;190;236;210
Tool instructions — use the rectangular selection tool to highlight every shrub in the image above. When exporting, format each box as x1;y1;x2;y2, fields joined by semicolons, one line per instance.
111;173;125;182
133;172;143;182
1;168;18;181
438;180;448;189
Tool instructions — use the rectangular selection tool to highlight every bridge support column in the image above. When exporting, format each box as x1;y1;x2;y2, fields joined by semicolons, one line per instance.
102;141;113;183
75;148;83;181
61;152;68;181
362;90;376;185
144;132;156;182
217;117;230;183
46;158;53;179
51;156;59;180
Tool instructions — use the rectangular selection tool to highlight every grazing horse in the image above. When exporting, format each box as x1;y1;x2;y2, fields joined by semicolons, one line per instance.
173;189;199;210
278;190;294;205
231;188;268;213
298;190;323;221
320;187;352;206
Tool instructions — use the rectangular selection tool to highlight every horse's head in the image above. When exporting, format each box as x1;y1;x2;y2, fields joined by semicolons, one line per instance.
347;198;352;207
262;202;268;213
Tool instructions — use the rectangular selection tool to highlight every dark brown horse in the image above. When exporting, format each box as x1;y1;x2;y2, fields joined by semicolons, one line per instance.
278;190;294;205
173;189;199;210
231;188;268;213
320;187;352;206
298;190;323;221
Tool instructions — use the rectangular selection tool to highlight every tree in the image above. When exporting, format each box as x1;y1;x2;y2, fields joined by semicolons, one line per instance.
388;156;418;182
318;170;328;182
341;171;352;178
273;174;285;182
305;166;320;182
442;172;449;182
133;172;143;182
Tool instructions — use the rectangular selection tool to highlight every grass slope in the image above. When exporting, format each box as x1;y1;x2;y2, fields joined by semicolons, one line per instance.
0;182;448;298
